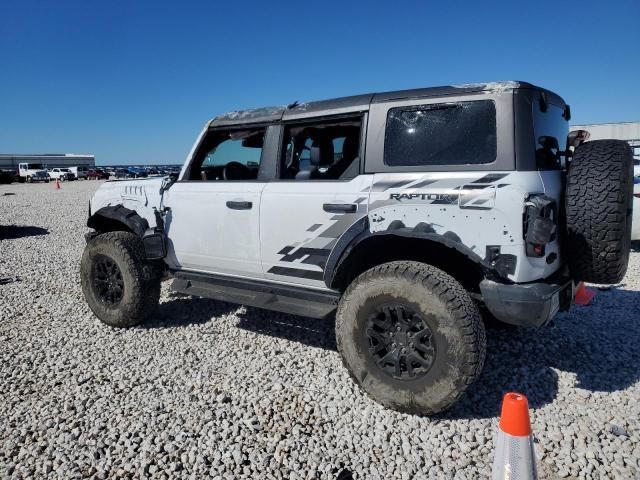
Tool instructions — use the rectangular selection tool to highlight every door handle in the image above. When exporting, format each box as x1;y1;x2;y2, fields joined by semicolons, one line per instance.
323;203;357;214
226;200;252;210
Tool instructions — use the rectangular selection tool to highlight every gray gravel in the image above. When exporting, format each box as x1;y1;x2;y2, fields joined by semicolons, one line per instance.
1;180;639;479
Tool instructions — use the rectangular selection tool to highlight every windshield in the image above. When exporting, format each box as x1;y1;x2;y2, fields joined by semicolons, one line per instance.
61;168;71;172
27;163;44;169
533;103;569;170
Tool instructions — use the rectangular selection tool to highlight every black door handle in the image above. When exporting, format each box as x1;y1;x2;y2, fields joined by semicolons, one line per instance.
226;201;252;210
323;203;357;214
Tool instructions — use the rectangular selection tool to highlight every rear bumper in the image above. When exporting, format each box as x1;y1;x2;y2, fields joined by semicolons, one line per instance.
480;276;573;327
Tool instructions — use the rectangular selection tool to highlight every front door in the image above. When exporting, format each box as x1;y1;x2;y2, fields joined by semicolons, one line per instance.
164;125;269;279
260;115;372;289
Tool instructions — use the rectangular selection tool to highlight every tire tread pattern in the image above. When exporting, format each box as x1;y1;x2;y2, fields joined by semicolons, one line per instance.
566;140;633;283
336;261;485;414
81;232;161;327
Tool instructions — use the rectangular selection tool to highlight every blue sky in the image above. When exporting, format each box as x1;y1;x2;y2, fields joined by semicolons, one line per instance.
1;0;638;165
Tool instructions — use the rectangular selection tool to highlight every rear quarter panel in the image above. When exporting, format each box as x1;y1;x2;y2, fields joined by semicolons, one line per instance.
368;171;560;282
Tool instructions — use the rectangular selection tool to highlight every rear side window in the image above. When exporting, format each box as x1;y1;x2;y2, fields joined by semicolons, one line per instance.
533;103;569;169
384;100;497;167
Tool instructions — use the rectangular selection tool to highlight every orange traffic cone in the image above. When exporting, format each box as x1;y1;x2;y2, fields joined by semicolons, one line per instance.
492;392;537;480
574;282;596;306
55;178;61;190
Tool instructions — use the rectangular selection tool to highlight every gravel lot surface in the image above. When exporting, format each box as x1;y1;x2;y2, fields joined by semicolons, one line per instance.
1;180;639;479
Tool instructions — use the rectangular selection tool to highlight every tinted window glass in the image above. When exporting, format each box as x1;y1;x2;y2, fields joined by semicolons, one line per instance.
384;101;496;167
192;128;264;181
280;119;361;180
202;135;262;168
533;103;568;169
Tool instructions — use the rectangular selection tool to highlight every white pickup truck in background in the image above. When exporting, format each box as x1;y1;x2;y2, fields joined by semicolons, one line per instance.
48;168;76;181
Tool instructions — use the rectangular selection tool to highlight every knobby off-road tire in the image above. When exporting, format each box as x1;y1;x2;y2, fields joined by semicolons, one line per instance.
335;261;486;414
566;140;633;283
81;231;162;327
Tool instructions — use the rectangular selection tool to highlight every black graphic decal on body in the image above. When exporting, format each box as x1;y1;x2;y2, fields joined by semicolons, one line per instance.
279;247;331;268
371;179;417;192
408;179;438;189
471;173;508;183
267;266;324;280
389;193;459;203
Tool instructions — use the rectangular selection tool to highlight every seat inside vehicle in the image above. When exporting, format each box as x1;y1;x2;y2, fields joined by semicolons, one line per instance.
282;120;361;180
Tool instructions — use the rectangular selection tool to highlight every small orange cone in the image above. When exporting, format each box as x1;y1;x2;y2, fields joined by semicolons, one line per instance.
492;392;537;479
574;282;596;306
55;178;61;190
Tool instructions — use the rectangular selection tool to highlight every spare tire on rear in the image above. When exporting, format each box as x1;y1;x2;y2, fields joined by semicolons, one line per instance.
565;139;633;283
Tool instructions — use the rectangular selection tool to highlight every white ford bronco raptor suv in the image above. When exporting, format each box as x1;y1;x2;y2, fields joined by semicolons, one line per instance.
81;81;633;414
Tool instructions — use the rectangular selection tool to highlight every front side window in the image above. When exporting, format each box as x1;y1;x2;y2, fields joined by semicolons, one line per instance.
384;101;497;167
190;128;265;181
280;118;361;180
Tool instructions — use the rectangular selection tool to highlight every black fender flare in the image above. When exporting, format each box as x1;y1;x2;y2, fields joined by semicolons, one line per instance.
324;217;496;289
87;205;149;237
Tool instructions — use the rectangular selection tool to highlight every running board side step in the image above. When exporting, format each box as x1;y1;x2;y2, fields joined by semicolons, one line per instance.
170;270;340;319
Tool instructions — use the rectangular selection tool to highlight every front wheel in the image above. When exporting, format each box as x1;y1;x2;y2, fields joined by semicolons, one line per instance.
81;231;162;327
335;261;485;414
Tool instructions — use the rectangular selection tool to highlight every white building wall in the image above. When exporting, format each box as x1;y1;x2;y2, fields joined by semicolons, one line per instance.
571;122;640;158
0;154;95;169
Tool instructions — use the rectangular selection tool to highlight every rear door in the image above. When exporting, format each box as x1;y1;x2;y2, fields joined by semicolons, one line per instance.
164;125;272;279
260;115;372;289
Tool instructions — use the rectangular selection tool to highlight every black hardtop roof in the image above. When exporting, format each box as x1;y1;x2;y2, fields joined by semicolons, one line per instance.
210;81;562;127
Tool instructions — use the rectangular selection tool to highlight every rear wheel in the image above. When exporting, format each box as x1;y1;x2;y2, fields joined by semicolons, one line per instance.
335;261;485;414
81;231;162;327
566;140;633;283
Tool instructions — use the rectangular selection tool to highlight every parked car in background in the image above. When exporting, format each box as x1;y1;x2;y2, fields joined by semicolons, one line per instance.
114;169;129;179
18;163;49;183
87;168;110;180
126;167;148;178
0;169;18;184
69;166;88;180
48;168;76;181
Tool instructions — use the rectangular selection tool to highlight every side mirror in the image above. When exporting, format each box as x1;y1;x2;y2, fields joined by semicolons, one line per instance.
567;130;590;148
160;173;178;193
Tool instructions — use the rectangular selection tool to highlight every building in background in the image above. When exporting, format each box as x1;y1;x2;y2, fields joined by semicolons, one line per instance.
572;122;640;162
0;153;95;170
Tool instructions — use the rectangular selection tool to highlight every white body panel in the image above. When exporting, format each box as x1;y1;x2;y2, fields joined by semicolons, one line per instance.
89;177;165;229
368;171;562;283
260;176;373;288
163;182;265;278
88;168;565;286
